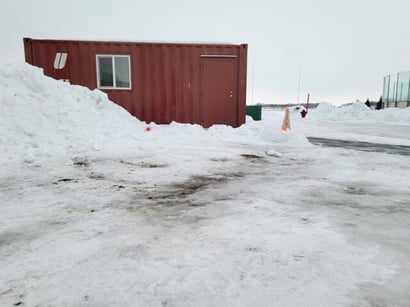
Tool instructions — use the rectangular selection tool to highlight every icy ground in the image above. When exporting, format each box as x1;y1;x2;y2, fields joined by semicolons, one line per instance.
1;64;410;306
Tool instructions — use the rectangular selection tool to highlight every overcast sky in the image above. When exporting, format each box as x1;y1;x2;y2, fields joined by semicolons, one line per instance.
1;0;410;105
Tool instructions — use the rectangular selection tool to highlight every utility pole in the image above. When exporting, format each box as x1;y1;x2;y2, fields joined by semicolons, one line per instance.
252;67;255;105
297;67;301;105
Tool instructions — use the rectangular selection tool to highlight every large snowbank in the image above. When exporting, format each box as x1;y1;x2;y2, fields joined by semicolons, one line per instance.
1;63;409;166
310;101;410;123
0;63;146;164
0;63;309;166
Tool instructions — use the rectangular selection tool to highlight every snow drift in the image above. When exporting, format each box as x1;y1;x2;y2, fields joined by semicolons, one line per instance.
311;101;410;122
1;63;408;166
0;63;311;166
0;63;145;165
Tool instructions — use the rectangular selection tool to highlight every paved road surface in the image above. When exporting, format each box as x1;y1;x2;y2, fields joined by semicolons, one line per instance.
308;137;410;156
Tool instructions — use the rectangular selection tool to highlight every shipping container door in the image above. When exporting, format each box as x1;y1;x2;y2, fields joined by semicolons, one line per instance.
201;56;237;127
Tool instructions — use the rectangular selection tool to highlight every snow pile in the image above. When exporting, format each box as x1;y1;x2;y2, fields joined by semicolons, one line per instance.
371;106;410;123
312;101;371;120
314;101;335;113
0;63;309;166
1;62;408;168
310;101;410;123
0;63;146;164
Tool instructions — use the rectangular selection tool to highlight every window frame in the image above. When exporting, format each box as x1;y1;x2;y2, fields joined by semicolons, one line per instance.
96;54;132;90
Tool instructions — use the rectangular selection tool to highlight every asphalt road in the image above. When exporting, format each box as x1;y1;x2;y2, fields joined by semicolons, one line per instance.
308;137;410;156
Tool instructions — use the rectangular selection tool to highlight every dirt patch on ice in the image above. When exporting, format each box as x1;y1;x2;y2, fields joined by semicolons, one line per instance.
128;172;245;210
240;154;264;159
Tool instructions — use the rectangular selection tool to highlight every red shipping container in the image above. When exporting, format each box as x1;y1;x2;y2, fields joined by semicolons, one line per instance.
24;38;247;127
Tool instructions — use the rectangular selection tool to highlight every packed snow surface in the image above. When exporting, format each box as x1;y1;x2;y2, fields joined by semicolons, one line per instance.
1;63;410;306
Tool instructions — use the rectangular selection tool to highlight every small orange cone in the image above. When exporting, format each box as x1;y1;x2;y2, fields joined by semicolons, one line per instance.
281;107;291;131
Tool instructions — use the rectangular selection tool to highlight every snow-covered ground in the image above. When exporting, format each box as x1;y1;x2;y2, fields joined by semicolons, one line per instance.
1;63;410;306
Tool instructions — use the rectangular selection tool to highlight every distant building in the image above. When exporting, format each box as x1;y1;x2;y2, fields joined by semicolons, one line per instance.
382;71;410;108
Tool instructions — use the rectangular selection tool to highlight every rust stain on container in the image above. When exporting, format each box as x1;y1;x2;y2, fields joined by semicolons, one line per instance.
23;38;247;128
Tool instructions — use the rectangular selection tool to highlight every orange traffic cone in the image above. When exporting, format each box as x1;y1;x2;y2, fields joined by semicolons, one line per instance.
281;107;291;131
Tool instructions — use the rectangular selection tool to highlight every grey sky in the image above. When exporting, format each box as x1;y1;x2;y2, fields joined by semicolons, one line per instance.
1;0;410;105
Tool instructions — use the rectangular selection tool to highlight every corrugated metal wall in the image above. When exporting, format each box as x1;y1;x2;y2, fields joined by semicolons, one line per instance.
23;38;247;127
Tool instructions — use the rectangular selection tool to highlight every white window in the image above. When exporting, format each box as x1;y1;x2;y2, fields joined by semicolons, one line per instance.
96;55;131;89
54;52;68;69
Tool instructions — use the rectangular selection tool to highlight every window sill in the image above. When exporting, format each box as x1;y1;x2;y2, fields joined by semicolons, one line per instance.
97;87;132;91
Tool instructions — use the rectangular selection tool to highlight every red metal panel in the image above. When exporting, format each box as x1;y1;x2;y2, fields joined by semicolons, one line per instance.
23;38;33;63
238;44;248;125
23;38;247;127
